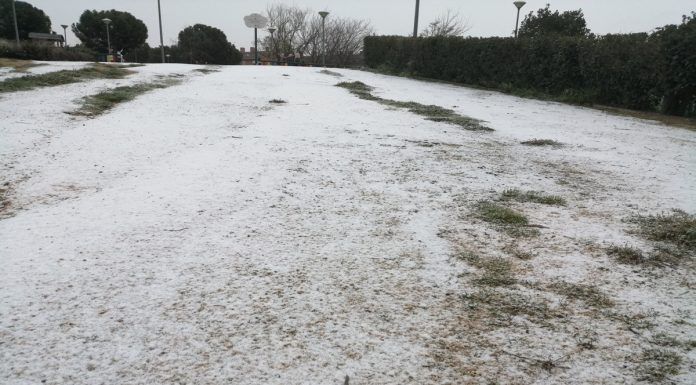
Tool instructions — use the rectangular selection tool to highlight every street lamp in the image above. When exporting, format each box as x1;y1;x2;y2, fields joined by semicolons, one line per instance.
318;11;329;67
413;0;420;38
102;18;112;56
268;27;276;64
165;53;171;63
514;1;527;38
61;24;68;47
11;0;20;46
157;0;165;63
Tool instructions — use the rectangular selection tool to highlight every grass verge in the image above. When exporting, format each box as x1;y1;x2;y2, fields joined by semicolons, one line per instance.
336;81;492;131
0;58;45;72
0;63;131;93
68;78;180;117
501;189;566;206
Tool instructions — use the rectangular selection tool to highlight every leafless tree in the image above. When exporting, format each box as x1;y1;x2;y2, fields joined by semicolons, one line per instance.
262;3;374;66
421;10;471;37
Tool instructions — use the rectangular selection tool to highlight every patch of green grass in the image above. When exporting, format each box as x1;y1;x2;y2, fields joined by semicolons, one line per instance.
269;99;287;104
193;67;219;74
521;139;563;146
0;63;131;93
457;250;517;287
462;288;558;326
637;348;682;382
548;281;614;309
68;79;179;117
477;201;529;226
335;81;492;131
501;189;567;206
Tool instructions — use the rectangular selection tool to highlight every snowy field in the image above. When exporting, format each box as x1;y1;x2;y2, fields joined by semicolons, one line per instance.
1;62;694;384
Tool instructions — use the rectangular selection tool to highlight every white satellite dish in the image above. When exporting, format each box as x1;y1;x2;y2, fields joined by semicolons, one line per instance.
244;13;269;29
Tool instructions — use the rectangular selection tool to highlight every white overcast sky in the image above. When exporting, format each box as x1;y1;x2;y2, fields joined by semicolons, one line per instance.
29;1;694;49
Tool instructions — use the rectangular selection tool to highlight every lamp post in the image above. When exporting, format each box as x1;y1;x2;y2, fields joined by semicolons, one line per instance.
413;0;420;38
61;24;68;47
268;27;276;64
11;0;20;46
244;13;269;65
157;0;165;63
318;11;329;67
165;53;171;63
514;1;527;38
102;18;112;56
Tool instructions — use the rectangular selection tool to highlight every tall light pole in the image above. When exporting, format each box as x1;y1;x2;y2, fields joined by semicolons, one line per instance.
102;18;112;56
11;0;20;46
268;27;276;64
514;1;527;38
318;11;329;67
413;0;420;38
61;24;68;47
157;0;165;63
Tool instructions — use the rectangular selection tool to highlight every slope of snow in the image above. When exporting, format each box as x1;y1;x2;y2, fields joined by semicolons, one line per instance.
0;64;694;385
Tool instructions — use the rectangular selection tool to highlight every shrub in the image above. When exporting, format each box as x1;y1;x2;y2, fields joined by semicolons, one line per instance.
0;39;96;61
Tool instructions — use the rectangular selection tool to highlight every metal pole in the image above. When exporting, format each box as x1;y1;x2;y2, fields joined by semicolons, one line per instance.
254;27;258;65
61;25;68;47
158;0;165;63
413;0;420;38
106;24;111;53
322;17;326;67
12;0;20;46
515;8;521;38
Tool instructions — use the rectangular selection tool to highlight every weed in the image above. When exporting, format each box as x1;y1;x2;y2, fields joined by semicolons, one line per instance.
335;81;492;131
477;201;529;226
631;210;696;252
0;63;131;93
501;189;567;206
607;245;646;265
269;99;287;104
521;139;563;146
637;348;682;382
68;79;179;117
548;281;614;309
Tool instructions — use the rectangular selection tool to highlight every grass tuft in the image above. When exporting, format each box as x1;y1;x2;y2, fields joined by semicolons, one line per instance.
607;245;647;264
501;189;567;206
631;210;696;252
548;281;614;309
193;67;220;74
319;69;343;77
269;99;287;104
521;139;563;146
68;79;179;117
336;81;492;131
477;201;529;226
0;63;131;93
637;348;682;382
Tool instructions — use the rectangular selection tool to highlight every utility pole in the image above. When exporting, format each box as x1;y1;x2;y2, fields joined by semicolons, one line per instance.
158;0;165;63
12;0;20;46
413;0;420;38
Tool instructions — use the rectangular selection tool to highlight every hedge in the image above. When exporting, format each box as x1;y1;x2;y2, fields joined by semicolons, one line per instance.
0;39;96;62
364;17;695;116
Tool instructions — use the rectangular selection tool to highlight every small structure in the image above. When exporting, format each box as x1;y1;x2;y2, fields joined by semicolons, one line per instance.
28;32;65;47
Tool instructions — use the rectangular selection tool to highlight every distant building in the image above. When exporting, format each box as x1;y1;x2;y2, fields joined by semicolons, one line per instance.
28;32;64;47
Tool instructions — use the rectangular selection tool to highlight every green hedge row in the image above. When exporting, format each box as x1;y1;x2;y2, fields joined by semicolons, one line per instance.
0;39;96;62
364;18;695;116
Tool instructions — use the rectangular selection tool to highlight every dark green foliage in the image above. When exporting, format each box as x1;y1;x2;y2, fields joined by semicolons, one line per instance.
177;24;241;65
518;5;590;38
0;0;51;40
0;64;130;93
72;10;148;53
0;39;96;61
364;14;696;116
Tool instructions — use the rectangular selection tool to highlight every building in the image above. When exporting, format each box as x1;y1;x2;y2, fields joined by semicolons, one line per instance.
28;32;64;47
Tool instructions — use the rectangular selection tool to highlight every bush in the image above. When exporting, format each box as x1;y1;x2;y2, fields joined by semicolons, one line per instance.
364;14;696;116
0;39;96;61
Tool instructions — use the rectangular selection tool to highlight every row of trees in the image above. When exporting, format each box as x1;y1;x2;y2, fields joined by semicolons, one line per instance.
1;1;242;65
261;4;374;66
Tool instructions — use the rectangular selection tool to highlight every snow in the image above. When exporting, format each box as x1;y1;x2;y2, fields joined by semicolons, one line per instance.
1;63;694;384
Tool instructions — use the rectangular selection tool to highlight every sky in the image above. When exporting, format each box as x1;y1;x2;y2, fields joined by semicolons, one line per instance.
27;0;695;49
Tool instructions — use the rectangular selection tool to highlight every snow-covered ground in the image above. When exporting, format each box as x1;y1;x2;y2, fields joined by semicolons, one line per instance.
0;63;694;384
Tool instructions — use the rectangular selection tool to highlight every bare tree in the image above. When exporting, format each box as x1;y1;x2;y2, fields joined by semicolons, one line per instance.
421;10;471;37
262;3;374;66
